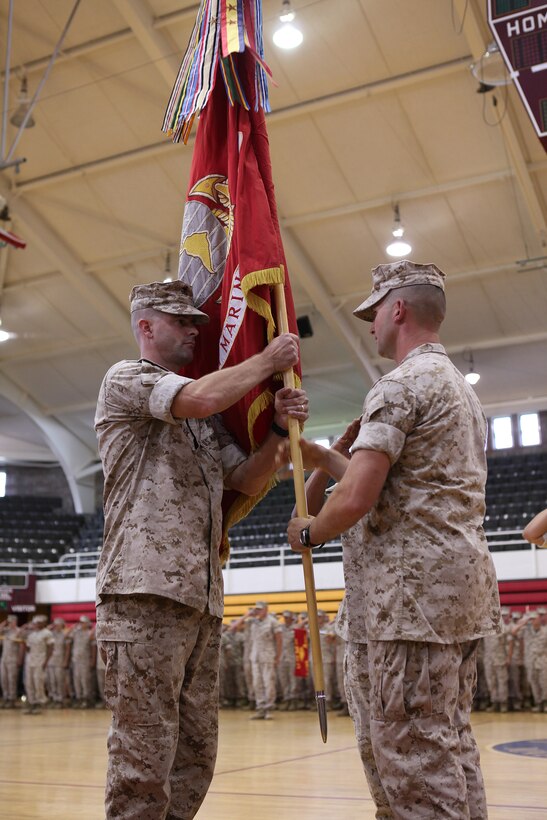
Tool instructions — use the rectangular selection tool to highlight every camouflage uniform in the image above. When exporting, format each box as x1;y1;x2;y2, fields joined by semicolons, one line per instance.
248;614;282;716
277;618;297;708
230;628;246;703
310;615;337;708
483;623;509;710
340;343;501;820
507;617;524;709
527;621;547;709
95;358;246;820
70;623;94;705
46;625;69;704
242;621;255;705
24;626;54;707
219;627;240;706
0;622;22;704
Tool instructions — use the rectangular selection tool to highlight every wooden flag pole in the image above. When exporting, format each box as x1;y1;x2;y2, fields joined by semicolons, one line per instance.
274;282;327;743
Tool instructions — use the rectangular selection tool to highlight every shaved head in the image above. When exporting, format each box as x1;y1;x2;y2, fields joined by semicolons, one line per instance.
384;284;446;330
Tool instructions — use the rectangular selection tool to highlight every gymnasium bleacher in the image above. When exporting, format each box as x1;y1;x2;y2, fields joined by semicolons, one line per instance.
0;450;546;571
0;496;85;565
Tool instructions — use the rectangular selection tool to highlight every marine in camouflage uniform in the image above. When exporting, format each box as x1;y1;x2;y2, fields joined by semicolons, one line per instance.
483;611;510;712
46;618;69;706
94;280;304;820
241;619;255;708
289;261;501;820
23;615;54;714
277;610;297;710
0;615;24;707
244;602;282;719
507;611;525;710
219;625;240;706
69;616;95;707
521;611;547;711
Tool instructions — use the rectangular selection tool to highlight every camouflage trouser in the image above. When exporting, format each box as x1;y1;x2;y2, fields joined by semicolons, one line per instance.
97;594;222;820
243;657;254;701
1;661;19;701
24;664;47;705
251;659;277;712
508;663;522;703
483;660;508;704
277;660;296;702
72;660;92;701
46;664;66;702
347;639;487;820
528;664;547;705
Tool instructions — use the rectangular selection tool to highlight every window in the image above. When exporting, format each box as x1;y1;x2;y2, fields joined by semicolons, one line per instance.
0;472;5;497
492;417;513;449
519;413;540;446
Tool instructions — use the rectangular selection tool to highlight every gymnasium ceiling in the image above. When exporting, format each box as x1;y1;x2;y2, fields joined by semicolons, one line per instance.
0;0;546;498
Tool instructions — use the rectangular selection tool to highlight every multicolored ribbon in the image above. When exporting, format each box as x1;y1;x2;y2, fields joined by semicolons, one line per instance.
162;0;271;143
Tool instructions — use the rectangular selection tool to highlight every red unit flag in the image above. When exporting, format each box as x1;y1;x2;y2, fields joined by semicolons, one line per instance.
163;1;301;559
294;627;309;678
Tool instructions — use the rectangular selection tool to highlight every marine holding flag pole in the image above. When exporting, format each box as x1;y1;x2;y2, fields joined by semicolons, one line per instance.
163;0;327;742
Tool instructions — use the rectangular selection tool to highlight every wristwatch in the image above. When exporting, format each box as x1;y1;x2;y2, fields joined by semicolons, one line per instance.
299;525;324;549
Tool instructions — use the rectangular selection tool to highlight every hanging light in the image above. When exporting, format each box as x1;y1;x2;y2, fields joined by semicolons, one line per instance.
385;203;412;258
10;75;36;129
470;41;511;91
273;0;303;50
463;349;481;385
0;318;12;343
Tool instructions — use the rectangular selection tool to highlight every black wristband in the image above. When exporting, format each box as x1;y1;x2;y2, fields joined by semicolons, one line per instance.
299;525;325;550
271;421;289;437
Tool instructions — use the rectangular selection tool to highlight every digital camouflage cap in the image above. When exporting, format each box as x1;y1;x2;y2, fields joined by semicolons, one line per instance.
130;280;209;324
353;260;446;322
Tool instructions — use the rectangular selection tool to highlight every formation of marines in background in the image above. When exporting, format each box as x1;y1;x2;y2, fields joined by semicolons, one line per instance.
1;602;546;715
217;603;547;717
0;613;105;713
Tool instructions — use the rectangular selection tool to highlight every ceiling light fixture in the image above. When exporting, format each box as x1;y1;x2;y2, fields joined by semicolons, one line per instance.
463;349;481;385
9;75;36;129
470;41;511;91
385;203;412;258
273;0;303;50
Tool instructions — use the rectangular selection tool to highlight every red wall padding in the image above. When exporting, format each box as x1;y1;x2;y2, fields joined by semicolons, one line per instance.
50;602;96;625
498;578;547;609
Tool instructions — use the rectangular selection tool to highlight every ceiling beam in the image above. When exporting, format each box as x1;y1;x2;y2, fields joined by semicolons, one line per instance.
112;0;181;89
0;176;134;344
3;5;200;79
